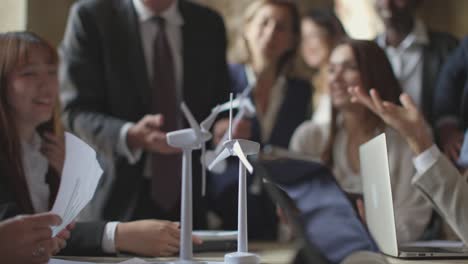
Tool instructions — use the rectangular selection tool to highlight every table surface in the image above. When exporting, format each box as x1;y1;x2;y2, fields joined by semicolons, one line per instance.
57;242;296;264
56;242;468;264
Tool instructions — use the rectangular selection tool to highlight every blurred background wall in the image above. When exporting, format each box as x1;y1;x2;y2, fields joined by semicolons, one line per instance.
2;0;466;54
0;0;27;32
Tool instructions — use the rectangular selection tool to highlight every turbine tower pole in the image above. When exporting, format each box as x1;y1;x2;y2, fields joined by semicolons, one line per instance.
180;149;193;260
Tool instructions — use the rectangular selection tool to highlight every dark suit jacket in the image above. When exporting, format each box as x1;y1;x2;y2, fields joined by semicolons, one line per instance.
377;31;458;126
0;169;107;256
60;0;229;225
419;31;458;125
434;36;468;129
228;63;312;148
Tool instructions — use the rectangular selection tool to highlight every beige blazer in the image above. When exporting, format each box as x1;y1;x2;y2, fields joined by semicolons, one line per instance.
413;154;468;244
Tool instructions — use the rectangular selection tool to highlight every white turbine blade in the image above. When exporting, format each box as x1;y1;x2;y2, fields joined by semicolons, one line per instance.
233;141;253;174
240;83;253;98
217;84;253;113
243;98;256;116
201;144;207;196
181;102;201;133
213;110;244;154
201;105;220;132
208;147;231;171
236;139;260;155
218;98;241;112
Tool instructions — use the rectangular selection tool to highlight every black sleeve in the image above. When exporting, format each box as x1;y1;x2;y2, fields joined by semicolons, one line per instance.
59;221;109;256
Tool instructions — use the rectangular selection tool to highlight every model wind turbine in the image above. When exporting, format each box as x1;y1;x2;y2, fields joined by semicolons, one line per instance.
208;94;261;264
166;102;220;264
206;86;255;174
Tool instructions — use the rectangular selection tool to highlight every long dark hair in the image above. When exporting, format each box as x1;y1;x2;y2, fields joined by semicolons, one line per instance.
0;31;62;213
321;39;402;167
302;8;347;44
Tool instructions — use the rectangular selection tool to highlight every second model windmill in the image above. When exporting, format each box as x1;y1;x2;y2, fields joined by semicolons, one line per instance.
205;85;255;174
166;103;220;264
208;94;261;264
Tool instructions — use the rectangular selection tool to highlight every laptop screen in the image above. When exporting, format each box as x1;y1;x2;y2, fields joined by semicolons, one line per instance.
359;133;399;257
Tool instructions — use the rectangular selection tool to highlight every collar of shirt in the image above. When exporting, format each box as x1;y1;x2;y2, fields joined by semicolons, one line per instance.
244;65;287;91
21;132;50;213
244;65;287;143
132;0;184;26
21;132;43;153
377;19;429;51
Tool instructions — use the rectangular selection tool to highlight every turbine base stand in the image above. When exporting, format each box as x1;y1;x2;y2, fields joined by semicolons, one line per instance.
224;252;260;264
169;260;206;264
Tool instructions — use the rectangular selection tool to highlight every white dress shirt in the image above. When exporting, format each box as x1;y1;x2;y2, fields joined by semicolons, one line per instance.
21;132;119;253
117;0;184;164
377;19;429;108
412;144;441;176
244;65;287;143
21;133;50;214
311;94;332;125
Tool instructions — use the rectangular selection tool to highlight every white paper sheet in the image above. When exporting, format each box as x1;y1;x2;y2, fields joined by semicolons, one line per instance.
49;258;159;264
50;132;103;236
49;259;95;264
49;258;224;264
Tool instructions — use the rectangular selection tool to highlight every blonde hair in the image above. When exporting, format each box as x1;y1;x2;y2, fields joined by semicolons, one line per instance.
233;0;301;75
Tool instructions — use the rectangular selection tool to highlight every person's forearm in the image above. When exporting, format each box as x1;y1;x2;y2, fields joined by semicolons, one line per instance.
402;119;434;155
407;133;434;155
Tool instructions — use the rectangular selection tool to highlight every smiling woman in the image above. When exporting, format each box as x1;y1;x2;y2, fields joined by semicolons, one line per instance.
0;31;63;214
290;39;433;244
0;31;198;258
6;42;59;141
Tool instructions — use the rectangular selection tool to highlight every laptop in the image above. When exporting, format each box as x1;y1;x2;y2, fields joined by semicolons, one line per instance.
359;133;468;258
255;153;378;263
257;165;330;264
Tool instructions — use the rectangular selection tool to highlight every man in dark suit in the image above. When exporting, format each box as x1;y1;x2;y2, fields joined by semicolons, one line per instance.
374;0;458;127
60;0;229;229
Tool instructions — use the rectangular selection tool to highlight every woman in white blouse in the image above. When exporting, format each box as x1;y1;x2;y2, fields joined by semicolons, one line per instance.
289;39;432;243
0;31;201;258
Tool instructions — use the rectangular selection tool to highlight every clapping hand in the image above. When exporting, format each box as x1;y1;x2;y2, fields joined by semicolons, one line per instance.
127;114;180;154
348;86;433;154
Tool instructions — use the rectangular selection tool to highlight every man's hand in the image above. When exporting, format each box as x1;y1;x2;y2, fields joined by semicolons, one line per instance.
348;86;433;155
213;118;252;145
127;114;179;154
115;220;203;257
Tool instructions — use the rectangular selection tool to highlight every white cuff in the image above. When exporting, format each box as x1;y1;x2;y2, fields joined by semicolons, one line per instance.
412;144;441;175
118;123;142;164
102;221;119;254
